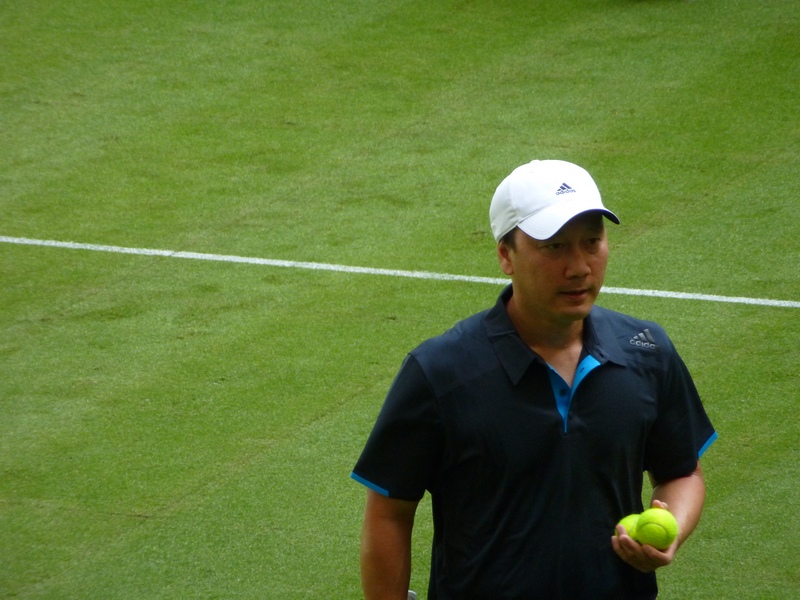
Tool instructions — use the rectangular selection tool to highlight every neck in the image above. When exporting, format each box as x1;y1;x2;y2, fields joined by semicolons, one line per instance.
505;294;585;352
506;295;586;386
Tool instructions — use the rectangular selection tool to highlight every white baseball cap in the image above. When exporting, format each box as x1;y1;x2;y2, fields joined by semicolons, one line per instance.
489;159;619;242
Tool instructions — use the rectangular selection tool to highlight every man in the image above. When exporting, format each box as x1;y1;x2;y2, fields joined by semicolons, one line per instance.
351;159;717;599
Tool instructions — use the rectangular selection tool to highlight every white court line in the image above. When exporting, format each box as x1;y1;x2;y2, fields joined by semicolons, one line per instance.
2;235;799;309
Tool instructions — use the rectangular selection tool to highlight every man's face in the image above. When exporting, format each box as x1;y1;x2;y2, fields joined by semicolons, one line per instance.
498;212;609;327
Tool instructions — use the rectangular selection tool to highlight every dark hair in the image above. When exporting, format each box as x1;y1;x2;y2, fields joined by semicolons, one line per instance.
499;227;517;249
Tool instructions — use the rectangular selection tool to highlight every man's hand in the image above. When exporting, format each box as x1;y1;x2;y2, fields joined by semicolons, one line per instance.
612;463;707;573
611;501;677;572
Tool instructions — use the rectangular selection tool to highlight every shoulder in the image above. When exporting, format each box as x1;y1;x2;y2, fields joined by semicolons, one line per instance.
413;308;490;355
407;308;497;391
590;305;664;333
588;305;677;359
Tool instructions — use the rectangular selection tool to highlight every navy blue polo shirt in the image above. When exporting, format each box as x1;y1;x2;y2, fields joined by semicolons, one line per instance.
352;286;717;600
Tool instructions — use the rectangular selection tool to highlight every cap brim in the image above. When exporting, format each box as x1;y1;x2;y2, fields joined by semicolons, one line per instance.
518;204;620;240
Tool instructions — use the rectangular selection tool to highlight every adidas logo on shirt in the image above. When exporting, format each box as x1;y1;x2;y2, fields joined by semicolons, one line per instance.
629;328;659;350
556;183;576;195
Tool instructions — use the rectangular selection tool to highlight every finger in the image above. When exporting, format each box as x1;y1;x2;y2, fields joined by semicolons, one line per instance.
611;535;622;554
641;543;675;567
611;532;636;557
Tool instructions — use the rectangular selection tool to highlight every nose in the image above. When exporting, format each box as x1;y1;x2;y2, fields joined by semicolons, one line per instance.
564;245;592;279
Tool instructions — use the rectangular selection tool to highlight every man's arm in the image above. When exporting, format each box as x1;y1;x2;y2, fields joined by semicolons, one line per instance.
612;462;706;573
360;489;420;600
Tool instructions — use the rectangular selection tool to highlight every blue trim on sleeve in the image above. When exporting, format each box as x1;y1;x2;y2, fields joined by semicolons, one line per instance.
350;472;390;496
698;431;718;458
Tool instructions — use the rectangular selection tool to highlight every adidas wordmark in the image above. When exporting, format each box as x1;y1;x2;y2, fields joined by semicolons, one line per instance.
630;329;659;350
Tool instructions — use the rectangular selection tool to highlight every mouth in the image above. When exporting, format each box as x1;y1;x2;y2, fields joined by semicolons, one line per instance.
560;289;592;301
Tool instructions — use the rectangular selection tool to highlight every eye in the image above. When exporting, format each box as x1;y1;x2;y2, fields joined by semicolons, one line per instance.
583;237;604;252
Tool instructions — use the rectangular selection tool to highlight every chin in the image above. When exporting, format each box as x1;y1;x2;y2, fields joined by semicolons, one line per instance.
559;303;594;321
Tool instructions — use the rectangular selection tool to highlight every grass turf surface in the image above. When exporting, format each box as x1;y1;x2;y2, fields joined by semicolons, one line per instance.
2;0;799;597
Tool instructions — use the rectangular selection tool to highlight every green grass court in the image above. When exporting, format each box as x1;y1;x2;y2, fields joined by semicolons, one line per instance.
1;1;798;597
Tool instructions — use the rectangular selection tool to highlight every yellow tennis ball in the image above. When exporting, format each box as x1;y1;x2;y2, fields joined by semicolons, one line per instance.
636;508;678;550
615;513;640;541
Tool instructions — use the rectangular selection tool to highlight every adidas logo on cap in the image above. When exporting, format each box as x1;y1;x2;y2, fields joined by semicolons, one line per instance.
555;183;576;195
629;329;659;350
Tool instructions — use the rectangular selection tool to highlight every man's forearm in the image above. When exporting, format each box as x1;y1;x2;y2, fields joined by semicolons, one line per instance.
360;490;418;600
650;462;706;547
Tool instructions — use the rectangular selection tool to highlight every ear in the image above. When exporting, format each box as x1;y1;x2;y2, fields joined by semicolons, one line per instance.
497;241;514;276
